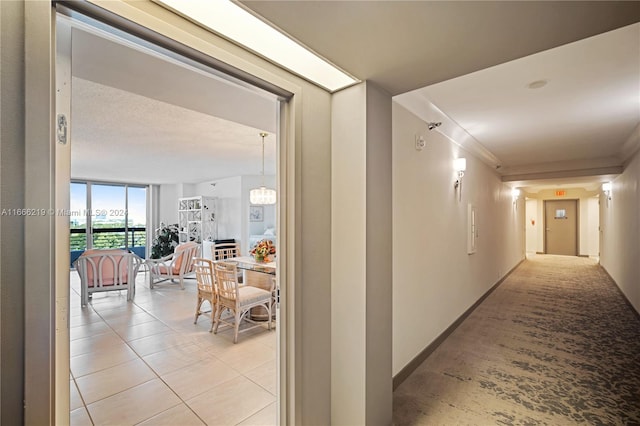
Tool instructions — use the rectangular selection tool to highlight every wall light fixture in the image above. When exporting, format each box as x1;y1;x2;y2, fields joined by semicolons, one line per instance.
602;182;612;203
453;158;466;201
511;188;521;208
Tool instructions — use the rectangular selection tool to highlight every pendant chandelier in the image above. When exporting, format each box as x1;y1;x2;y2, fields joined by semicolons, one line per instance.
249;132;276;205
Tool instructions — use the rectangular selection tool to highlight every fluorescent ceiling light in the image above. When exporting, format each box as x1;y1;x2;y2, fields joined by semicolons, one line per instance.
154;0;359;92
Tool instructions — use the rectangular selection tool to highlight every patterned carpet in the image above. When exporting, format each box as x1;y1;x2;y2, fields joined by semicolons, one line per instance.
393;255;640;425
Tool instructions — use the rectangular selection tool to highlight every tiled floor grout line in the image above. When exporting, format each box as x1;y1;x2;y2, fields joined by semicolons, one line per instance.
121;293;275;425
71;281;187;422
71;285;153;424
121;299;216;426
70;275;276;425
71;376;96;425
86;283;209;425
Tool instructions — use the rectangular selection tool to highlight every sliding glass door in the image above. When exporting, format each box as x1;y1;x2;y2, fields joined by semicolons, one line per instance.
70;181;148;265
91;183;127;249
70;182;88;265
127;186;148;258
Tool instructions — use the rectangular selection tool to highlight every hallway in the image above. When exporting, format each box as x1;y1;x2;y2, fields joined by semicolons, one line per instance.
393;255;640;425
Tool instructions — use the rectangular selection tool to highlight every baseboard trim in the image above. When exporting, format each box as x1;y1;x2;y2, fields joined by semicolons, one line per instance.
536;251;545;255
392;258;526;390
599;264;640;321
578;254;589;258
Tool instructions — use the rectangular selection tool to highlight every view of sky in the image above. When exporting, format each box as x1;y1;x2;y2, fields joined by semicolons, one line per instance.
70;183;146;226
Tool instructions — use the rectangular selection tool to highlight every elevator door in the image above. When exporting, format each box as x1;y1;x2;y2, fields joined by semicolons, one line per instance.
545;199;578;256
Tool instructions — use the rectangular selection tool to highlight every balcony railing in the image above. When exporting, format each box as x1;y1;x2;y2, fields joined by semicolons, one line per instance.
70;226;146;266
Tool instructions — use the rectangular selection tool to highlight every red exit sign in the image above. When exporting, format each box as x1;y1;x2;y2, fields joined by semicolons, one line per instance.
555;190;566;196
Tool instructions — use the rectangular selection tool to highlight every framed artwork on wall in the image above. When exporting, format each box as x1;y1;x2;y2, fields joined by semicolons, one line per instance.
250;205;264;222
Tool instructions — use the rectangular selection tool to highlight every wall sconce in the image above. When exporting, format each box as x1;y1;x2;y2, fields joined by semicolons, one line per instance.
511;188;521;209
602;182;612;204
453;158;466;201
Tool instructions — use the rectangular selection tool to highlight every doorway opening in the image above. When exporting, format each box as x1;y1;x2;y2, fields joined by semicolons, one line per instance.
58;9;283;425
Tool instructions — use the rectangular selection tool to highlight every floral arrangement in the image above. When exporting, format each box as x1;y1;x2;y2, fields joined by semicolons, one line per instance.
150;223;180;259
250;239;276;261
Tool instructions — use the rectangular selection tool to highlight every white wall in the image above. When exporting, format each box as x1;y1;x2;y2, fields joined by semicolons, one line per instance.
193;176;243;242
365;83;393;424
331;82;392;425
241;175;276;253
392;102;525;375
578;195;600;256
525;198;538;253
586;197;599;256
157;176;276;254
600;149;640;312
331;83;368;425
158;183;180;226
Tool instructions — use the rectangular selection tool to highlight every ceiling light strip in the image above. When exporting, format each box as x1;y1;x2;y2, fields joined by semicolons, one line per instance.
153;0;359;92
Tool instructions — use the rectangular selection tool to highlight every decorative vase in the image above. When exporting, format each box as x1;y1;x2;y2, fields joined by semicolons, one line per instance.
254;254;265;263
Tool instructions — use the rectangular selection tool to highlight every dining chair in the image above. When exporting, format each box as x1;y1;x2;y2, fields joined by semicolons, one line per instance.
212;241;243;283
74;249;142;307
211;241;240;261
213;261;273;343
147;241;200;289
193;257;216;330
244;269;276;321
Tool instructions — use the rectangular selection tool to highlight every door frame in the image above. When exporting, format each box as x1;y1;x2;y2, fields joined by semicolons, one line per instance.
26;2;301;423
543;199;579;255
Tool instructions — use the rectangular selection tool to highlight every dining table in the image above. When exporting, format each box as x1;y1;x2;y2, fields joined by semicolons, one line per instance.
229;256;276;321
230;256;276;276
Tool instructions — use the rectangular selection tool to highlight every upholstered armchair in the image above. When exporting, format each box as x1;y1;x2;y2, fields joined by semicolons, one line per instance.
147;241;200;290
74;249;142;307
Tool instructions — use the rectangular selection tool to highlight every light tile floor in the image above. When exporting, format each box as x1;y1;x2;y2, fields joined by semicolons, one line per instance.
69;271;276;426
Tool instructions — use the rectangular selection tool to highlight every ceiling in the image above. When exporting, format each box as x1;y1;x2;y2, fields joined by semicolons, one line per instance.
241;1;639;96
71;2;640;193
240;0;640;192
72;77;277;184
71;26;278;184
394;22;640;191
407;24;639;168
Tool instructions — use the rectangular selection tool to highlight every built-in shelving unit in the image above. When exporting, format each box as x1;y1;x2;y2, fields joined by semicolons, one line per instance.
178;196;217;243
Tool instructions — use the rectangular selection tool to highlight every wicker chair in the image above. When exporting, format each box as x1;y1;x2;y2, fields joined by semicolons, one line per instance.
211;241;243;283
211;241;240;261
244;270;276;321
193;258;216;330
74;249;142;307
147;241;200;290
213;261;273;343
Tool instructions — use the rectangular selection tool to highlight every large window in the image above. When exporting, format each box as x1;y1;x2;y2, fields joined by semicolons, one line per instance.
70;181;148;265
127;186;147;256
70;182;88;251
